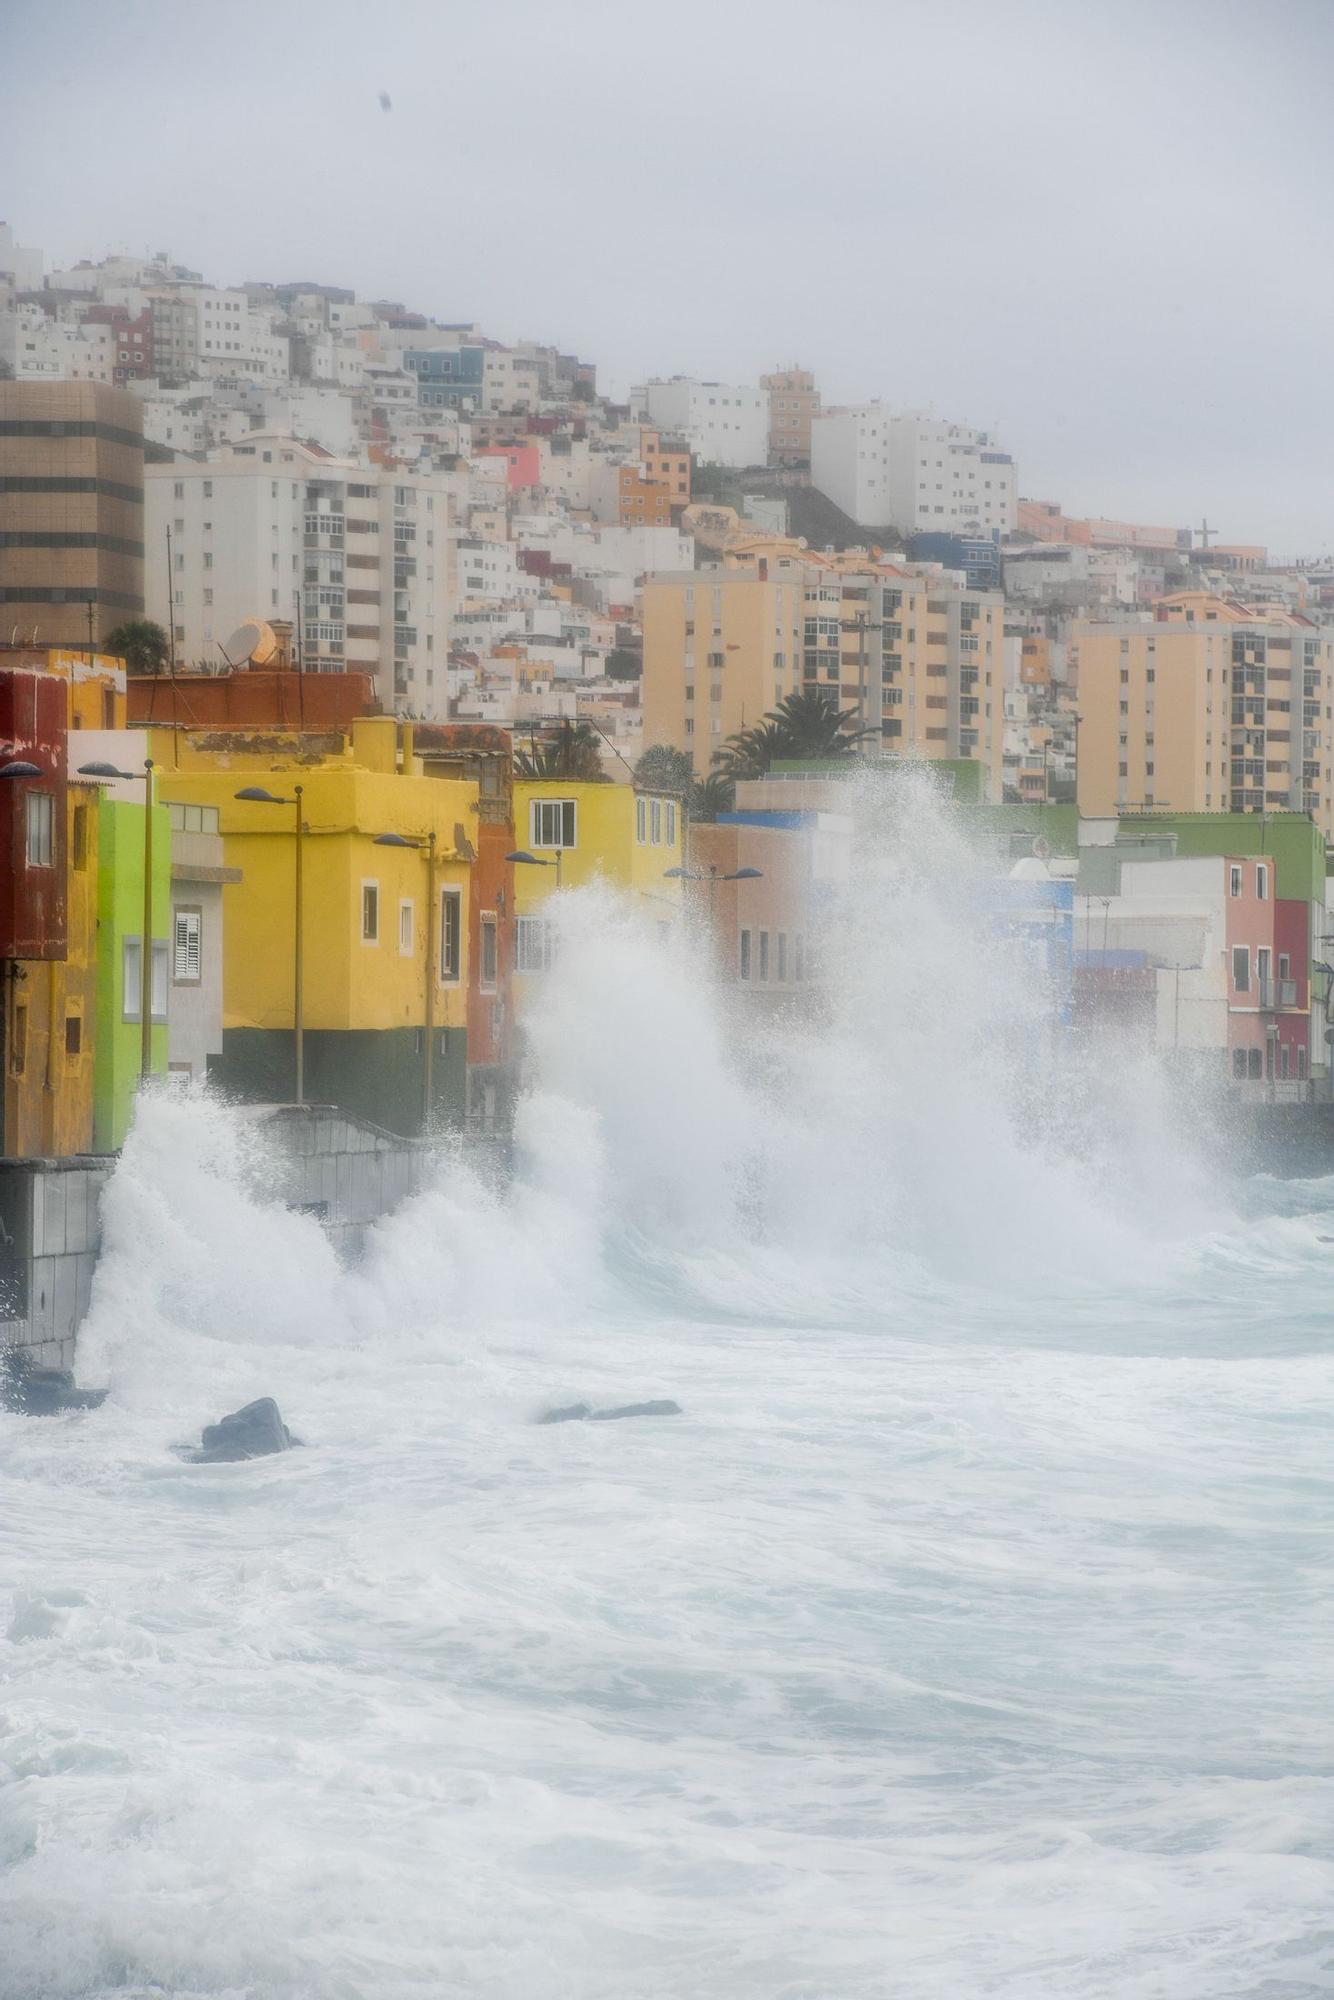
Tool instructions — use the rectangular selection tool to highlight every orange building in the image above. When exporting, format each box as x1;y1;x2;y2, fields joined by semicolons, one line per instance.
620;428;696;528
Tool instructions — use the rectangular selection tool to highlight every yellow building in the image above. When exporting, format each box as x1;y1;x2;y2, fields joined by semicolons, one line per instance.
510;780;684;981
155;718;480;1133
2;785;101;1158
42;649;128;730
1074;618;1334;835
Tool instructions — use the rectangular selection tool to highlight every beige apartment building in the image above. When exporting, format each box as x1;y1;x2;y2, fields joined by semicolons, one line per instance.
1075;618;1334;838
760;367;821;467
0;380;145;647
642;555;1004;793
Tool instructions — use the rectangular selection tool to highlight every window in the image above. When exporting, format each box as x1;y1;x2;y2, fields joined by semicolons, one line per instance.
361;881;379;943
398;900;414;956
665;800;676;846
65;1014;82;1057
794;934;805;982
739;929;752;981
172;907;202;983
1256;864;1267;899
1232;1047;1247;1079
1229;865;1242;897
650;798;662;843
480;914;498;992
1232;946;1250;992
636;796;647;843
1299;1045;1307;1079
759;931;770;981
122;939;169;1022
1279;954;1291;982
1248;1048;1262;1079
439;889;461;982
531;798;575;849
72;804;88;869
516;915;555;973
11;1004;26;1074
777;933;788;982
25;792;54;866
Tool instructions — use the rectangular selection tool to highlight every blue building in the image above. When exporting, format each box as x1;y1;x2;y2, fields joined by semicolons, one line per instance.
907;531;1003;592
404;347;485;411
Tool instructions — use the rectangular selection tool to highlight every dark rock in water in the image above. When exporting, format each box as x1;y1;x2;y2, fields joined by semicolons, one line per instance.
536;1398;682;1425
188;1397;300;1462
590;1400;682;1422
1;1353;107;1416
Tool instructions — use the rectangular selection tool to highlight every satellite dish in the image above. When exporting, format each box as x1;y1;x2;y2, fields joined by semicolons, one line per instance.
220;620;277;668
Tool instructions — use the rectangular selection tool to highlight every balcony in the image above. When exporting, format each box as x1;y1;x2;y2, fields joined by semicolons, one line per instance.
1258;976;1298;1011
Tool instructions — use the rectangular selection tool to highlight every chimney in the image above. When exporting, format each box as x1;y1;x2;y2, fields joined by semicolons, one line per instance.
269;619;294;670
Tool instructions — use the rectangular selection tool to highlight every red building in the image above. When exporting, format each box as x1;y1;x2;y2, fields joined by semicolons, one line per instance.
0;667;68;963
84;305;154;385
407;723;516;1127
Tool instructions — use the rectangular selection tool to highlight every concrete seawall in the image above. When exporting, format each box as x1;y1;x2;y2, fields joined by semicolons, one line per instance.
1;1105;510;1374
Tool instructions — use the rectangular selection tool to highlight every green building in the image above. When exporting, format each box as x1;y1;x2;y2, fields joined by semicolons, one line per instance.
93;797;171;1152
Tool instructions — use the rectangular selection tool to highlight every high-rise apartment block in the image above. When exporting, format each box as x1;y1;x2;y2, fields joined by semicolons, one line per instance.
760;367;820;466
640;379;767;469
642;557;1004;791
145;438;457;718
0;380;145;648
810;405;1017;534
1074;613;1334;838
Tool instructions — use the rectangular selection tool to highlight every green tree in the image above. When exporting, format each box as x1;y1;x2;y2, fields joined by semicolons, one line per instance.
513;720;609;782
633;744;695;796
605;647;642;681
104;618;171;675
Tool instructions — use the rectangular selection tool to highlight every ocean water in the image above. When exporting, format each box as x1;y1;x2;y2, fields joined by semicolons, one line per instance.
3;782;1333;1999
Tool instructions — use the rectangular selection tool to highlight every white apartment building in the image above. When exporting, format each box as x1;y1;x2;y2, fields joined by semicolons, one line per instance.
0;307;114;382
144;435;456;719
0;222;43;292
811;406;1018;533
641;378;767;468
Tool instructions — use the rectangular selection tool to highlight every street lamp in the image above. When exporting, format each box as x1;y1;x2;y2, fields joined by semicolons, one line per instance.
665;862;764;929
373;829;439;1131
506;846;562;889
79;756;157;1080
235;783;305;1106
0;761;43;780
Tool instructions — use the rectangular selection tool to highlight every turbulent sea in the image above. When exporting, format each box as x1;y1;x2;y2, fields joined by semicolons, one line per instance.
3;787;1333;1999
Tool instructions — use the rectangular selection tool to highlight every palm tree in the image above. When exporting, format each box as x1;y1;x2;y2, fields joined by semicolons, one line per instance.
692;770;736;822
712;720;793;783
513;720;608;782
763;689;875;758
104;618;171;675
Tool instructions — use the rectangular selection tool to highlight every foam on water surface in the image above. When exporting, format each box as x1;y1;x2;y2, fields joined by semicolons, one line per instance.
3;775;1332;1999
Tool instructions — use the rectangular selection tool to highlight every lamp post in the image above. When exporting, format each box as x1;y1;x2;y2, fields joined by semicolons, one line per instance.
665;863;763;967
78;757;157;1079
235;784;305;1105
506;846;561;888
373;828;438;1131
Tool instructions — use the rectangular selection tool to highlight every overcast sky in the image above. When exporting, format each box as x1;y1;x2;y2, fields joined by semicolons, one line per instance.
6;0;1333;556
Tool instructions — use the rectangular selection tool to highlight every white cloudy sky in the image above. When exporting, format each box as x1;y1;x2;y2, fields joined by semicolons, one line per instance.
6;0;1333;556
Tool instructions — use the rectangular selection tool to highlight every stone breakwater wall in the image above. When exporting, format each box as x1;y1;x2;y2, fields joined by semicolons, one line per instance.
0;1107;511;1373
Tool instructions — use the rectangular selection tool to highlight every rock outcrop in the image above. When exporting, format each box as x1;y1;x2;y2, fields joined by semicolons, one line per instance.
536;1399;682;1425
186;1397;300;1463
1;1353;107;1416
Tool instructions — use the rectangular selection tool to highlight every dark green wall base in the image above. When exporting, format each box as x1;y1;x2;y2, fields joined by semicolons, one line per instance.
209;1028;468;1137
